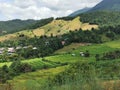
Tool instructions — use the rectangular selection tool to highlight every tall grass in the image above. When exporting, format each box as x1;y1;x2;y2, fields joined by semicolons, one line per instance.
40;61;120;90
2;60;120;90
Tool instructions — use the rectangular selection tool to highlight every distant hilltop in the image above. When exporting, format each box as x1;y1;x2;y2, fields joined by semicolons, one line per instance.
69;0;120;17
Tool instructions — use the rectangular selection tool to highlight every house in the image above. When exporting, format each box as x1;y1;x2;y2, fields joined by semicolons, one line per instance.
45;41;49;46
0;48;5;55
61;41;66;46
16;46;22;50
0;51;3;54
8;48;15;53
23;46;29;49
71;54;76;56
33;47;37;50
80;52;85;57
0;48;5;51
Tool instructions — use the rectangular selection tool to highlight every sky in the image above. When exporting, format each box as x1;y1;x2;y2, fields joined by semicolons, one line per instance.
0;0;102;21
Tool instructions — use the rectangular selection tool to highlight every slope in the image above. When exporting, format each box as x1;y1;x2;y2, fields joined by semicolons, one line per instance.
0;19;37;34
90;0;120;12
0;39;120;90
69;7;91;17
0;17;98;42
33;17;98;36
0;17;54;35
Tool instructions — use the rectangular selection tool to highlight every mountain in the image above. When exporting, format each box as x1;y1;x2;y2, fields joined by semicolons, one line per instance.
0;18;54;35
69;0;120;17
69;7;91;17
90;0;120;12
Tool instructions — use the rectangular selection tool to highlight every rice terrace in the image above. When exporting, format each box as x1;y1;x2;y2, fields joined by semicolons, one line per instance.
0;0;120;90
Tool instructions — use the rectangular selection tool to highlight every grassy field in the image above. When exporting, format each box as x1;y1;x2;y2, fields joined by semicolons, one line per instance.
45;40;119;63
9;66;67;90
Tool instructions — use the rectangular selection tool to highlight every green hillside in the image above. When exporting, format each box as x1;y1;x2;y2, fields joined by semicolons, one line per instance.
80;11;120;26
0;17;53;35
0;19;37;34
69;0;120;17
0;39;120;90
90;0;120;12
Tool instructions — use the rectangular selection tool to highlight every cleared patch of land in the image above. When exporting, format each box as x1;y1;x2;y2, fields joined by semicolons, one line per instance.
54;43;89;54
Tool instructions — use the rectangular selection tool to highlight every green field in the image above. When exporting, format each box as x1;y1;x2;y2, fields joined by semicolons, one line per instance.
45;40;119;63
0;39;120;90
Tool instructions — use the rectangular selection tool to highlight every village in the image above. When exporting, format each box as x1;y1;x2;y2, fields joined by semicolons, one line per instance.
0;46;37;55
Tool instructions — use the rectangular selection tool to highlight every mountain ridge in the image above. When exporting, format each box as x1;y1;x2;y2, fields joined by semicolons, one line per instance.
69;7;91;17
89;0;120;12
69;0;120;17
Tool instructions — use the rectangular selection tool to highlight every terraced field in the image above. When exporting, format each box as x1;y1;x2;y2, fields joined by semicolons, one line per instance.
0;58;61;69
0;39;120;90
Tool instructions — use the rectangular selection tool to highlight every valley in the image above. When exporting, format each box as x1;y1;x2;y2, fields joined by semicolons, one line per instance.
0;0;120;90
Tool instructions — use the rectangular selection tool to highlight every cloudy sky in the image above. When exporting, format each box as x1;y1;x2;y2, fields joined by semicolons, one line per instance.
0;0;102;21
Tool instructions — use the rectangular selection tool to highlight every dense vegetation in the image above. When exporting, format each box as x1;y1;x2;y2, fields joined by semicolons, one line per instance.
40;60;120;90
60;11;120;26
0;61;33;84
0;19;37;35
96;50;120;61
89;0;120;12
80;11;120;26
26;17;54;29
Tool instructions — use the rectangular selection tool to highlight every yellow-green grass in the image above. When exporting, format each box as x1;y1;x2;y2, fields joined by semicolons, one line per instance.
0;17;98;42
41;17;98;36
0;30;34;42
105;39;120;48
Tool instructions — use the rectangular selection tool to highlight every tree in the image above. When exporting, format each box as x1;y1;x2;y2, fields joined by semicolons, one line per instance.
95;54;100;61
84;50;90;57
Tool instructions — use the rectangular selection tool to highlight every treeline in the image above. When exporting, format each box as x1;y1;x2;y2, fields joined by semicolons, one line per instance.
0;19;37;35
59;11;120;27
79;11;120;26
25;17;54;29
95;50;120;61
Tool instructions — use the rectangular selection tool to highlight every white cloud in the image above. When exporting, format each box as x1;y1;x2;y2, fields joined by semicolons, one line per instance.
0;0;102;20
